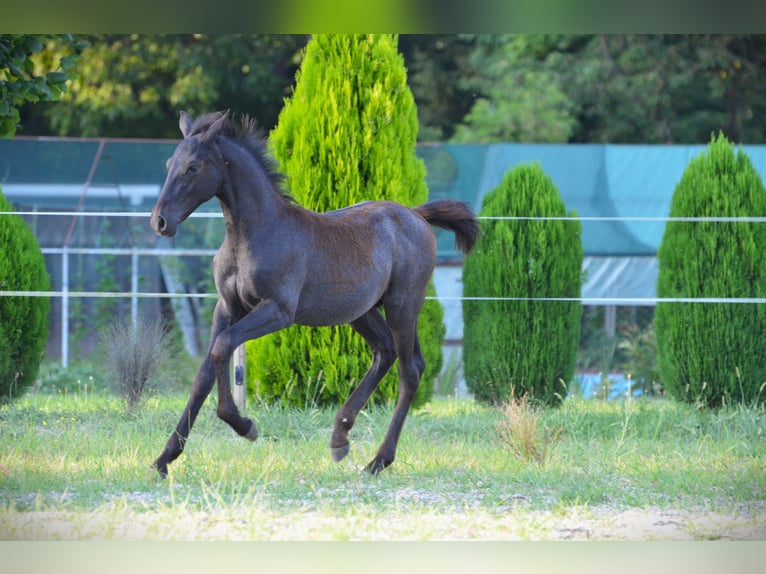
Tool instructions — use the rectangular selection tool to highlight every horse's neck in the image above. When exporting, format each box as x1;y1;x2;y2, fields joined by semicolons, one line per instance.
218;186;283;239
217;146;286;238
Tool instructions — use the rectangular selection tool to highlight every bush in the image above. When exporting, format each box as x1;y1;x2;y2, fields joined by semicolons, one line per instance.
655;133;766;407
462;163;583;405
100;314;173;411
246;34;443;408
0;188;51;403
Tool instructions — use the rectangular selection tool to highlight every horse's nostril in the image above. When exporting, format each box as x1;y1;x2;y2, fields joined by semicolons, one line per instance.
157;215;167;231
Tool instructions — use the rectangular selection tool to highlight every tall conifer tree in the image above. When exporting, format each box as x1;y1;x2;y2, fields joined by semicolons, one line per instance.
247;34;444;407
462;163;582;405
656;133;766;407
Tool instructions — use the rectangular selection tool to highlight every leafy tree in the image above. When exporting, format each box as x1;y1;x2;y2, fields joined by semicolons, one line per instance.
13;35;766;144
462;163;582;405
20;34;307;138
451;35;576;143
247;34;444;408
0;34;83;137
0;189;51;403
454;35;766;144
655;133;766;407
398;34;476;141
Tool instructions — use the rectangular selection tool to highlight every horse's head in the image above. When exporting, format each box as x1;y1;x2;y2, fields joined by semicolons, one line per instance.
151;110;229;237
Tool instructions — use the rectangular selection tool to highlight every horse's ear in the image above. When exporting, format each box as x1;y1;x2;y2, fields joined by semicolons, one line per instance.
200;110;230;144
179;111;193;138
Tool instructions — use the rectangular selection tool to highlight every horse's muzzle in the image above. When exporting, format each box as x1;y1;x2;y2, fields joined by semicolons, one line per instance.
151;210;176;237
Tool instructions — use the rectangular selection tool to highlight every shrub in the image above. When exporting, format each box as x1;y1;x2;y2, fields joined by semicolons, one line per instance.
100;314;172;410
655;133;766;407
462;163;583;405
246;34;443;408
0;188;51;403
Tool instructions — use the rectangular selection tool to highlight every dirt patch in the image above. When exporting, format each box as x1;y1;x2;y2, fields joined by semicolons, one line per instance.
537;504;766;540
2;502;764;540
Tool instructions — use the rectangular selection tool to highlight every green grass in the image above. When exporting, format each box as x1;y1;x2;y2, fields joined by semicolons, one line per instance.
1;387;765;540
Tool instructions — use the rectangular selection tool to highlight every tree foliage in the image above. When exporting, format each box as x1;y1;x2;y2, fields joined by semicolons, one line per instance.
14;35;766;144
451;35;576;143
397;35;475;141
20;34;307;138
247;34;443;408
655;133;766;407
0;34;84;137
462;163;583;405
0;188;51;403
451;35;766;144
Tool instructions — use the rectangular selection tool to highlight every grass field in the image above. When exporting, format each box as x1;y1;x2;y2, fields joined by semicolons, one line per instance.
1;383;765;541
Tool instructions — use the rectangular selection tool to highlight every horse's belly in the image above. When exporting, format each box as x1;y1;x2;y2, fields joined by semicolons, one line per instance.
293;280;384;327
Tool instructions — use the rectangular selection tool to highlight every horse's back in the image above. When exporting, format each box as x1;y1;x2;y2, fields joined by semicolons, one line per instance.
291;200;436;325
334;199;437;297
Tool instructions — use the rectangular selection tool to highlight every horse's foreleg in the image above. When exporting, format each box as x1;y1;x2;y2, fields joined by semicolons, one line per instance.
211;299;294;441
331;309;396;463
153;356;216;477
212;332;259;441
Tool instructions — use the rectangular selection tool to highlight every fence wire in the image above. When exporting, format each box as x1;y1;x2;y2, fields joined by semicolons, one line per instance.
1;210;764;305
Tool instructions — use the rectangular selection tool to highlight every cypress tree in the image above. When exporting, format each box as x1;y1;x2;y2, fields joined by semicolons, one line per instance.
0;189;51;403
462;163;582;405
246;34;443;408
655;133;766;407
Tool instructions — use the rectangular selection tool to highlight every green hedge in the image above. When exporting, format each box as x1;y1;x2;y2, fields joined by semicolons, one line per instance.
655;133;766;407
462;163;582;405
0;189;50;403
246;34;443;408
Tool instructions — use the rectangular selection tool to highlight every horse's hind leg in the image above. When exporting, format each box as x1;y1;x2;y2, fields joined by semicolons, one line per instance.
331;308;396;462
365;310;424;474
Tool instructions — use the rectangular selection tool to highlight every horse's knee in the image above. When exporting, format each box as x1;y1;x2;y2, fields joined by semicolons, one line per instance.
210;342;230;366
414;352;425;379
378;344;397;370
399;358;421;383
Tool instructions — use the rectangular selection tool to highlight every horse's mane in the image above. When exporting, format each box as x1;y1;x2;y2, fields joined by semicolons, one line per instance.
190;112;293;203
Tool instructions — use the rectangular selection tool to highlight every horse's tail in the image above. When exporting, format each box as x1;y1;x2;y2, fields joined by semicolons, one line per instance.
414;199;479;255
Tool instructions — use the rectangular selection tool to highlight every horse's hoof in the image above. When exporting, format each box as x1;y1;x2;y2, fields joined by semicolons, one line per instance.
331;444;349;462
152;462;168;480
364;457;390;475
244;421;259;441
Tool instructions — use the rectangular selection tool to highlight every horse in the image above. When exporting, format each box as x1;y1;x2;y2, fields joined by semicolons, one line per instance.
150;110;478;477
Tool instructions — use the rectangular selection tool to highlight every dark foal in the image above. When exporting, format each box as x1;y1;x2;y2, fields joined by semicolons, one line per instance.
150;110;478;477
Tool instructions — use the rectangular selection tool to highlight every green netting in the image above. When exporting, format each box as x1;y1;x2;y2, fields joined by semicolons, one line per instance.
3;138;766;257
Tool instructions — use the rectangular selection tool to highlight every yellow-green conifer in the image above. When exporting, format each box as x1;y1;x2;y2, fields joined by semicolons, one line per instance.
247;34;443;407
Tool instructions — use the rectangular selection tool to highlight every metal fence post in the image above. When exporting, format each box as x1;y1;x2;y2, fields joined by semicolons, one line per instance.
131;248;139;333
61;246;69;369
233;343;246;410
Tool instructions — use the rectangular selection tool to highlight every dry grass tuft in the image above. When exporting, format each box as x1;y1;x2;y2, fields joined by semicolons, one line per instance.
496;391;562;465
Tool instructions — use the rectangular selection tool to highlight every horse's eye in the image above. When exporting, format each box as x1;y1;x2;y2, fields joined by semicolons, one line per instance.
186;163;200;175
